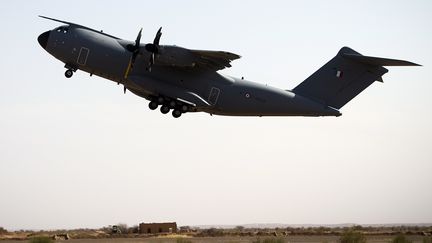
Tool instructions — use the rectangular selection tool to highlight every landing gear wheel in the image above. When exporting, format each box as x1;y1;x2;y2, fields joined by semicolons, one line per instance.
148;101;158;110
181;105;189;113
65;69;73;78
172;109;182;118
169;100;176;108
157;96;165;104
160;105;170;114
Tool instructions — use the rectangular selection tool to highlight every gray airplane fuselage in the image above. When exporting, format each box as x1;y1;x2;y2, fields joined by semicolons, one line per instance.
38;25;340;117
38;18;419;118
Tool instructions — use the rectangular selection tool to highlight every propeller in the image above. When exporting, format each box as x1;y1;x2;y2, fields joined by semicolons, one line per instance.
144;27;162;72
124;27;162;80
124;28;143;79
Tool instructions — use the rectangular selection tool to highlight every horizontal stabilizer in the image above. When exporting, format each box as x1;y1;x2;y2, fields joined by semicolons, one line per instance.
292;47;420;109
343;53;421;66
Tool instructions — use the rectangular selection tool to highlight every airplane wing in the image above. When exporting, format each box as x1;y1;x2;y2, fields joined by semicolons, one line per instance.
189;50;241;70
148;46;241;71
40;16;239;71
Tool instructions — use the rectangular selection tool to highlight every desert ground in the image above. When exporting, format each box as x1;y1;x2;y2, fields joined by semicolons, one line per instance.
0;235;427;243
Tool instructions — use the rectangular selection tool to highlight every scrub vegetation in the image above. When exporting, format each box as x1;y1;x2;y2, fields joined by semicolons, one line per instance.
423;237;432;243
339;231;366;243
252;237;285;243
0;227;8;234
0;225;431;242
29;236;53;243
392;234;413;243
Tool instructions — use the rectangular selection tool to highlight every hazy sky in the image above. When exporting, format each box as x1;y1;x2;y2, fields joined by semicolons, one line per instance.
0;0;431;230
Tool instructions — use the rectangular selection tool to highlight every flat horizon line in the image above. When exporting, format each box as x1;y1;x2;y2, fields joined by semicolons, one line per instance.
4;222;432;231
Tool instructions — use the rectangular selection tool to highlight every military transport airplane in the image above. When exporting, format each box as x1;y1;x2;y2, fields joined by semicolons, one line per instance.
37;16;420;118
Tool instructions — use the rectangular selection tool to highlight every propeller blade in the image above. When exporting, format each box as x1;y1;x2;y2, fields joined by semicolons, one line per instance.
135;28;142;50
131;50;138;63
124;28;143;78
145;27;163;72
124;57;133;79
150;53;155;65
153;27;162;46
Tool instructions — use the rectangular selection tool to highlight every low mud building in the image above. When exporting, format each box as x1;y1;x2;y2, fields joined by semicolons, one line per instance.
139;222;177;234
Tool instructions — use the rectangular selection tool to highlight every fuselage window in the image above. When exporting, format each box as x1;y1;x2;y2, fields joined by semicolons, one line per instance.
56;26;69;34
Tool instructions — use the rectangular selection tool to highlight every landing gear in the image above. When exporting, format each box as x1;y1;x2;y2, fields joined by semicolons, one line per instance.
149;95;191;118
65;69;73;78
148;101;158;110
169;100;176;108
180;104;189;113
157;96;165;104
160;105;170;114
172;109;182;118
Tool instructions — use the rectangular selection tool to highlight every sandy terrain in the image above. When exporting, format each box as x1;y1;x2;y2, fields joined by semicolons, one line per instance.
0;235;426;243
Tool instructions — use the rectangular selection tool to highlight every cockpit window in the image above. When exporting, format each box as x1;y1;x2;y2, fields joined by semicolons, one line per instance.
56;26;69;34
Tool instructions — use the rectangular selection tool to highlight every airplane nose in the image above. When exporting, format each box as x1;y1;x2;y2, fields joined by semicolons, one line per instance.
38;31;50;49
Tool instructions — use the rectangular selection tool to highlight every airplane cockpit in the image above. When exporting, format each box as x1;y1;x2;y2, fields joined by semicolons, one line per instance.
55;25;70;34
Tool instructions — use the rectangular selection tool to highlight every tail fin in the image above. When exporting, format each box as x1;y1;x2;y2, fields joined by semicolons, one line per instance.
292;47;420;109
